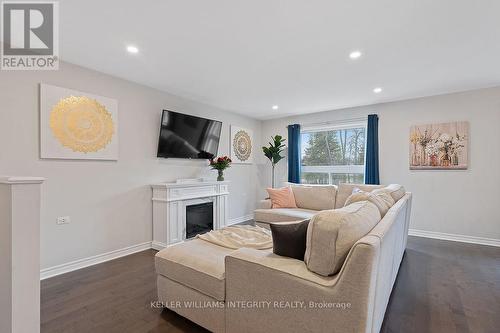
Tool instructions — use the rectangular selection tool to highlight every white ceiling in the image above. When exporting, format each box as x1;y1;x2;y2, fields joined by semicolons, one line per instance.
59;0;500;120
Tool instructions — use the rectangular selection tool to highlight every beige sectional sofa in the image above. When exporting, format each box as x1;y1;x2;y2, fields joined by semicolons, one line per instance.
155;183;412;333
254;183;385;228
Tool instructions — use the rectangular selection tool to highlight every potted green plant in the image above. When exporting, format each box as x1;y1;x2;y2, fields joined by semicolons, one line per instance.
210;156;232;181
262;135;286;188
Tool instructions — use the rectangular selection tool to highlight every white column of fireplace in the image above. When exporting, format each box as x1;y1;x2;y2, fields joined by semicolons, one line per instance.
0;176;45;333
151;180;229;250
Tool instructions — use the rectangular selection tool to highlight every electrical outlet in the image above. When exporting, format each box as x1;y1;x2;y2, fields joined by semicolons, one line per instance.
56;216;70;225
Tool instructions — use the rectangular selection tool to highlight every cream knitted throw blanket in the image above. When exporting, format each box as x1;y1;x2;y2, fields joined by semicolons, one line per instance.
197;225;272;249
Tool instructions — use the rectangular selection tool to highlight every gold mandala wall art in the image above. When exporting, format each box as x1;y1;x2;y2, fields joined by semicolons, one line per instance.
40;84;119;160
50;96;114;153
230;126;254;164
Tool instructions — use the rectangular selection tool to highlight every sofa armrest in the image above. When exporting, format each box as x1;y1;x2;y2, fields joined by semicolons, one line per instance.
225;237;381;333
258;199;272;209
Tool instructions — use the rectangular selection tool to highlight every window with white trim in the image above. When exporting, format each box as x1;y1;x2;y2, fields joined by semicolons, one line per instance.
300;120;367;185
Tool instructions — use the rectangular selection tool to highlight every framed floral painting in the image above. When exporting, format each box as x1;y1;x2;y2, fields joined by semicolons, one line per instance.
409;121;468;170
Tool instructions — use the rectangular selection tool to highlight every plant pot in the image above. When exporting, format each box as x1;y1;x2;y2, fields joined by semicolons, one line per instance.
217;170;224;181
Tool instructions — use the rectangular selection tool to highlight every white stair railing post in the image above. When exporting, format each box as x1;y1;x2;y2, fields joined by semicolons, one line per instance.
0;176;45;333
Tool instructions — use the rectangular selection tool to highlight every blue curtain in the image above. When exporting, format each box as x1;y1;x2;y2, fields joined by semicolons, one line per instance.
365;114;380;184
288;124;301;183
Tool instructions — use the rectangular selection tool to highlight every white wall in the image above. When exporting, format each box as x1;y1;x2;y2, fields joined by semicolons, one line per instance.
0;62;262;269
0;185;12;333
1;60;497;271
261;87;500;241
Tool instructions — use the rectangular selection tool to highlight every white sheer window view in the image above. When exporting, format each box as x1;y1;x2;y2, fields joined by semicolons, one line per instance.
300;120;367;185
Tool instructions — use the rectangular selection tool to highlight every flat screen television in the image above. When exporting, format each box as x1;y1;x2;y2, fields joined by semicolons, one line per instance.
157;110;222;159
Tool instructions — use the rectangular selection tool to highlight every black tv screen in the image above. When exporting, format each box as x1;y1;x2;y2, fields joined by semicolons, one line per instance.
157;110;222;159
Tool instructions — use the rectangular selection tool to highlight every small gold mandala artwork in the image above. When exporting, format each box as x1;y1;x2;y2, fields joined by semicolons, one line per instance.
49;96;114;153
233;130;252;161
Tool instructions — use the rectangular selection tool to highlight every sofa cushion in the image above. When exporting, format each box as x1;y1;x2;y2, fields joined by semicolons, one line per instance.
344;189;395;217
258;199;272;209
155;239;235;301
270;220;310;260
290;184;337;210
254;208;316;223
304;201;381;276
383;184;406;202
227;247;339;287
266;186;298;208
335;183;384;208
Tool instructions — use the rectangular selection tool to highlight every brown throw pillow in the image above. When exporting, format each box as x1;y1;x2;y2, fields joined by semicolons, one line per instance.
270;220;310;260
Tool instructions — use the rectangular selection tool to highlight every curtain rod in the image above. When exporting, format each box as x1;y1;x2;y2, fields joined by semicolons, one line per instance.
288;116;368;129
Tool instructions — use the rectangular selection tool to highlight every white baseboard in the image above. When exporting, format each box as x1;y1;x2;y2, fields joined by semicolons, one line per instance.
40;214;255;280
40;241;152;280
228;213;254;226
151;240;168;251
409;229;500;247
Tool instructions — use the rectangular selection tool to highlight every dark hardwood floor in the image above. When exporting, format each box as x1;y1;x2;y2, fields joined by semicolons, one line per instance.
381;237;500;333
41;236;500;333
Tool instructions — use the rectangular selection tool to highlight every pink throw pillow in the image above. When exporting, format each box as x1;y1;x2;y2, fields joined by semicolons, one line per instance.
266;187;297;209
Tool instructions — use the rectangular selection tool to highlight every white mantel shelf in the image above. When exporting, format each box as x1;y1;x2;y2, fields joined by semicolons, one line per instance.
151;180;230;189
152;181;230;203
151;181;230;250
0;176;46;184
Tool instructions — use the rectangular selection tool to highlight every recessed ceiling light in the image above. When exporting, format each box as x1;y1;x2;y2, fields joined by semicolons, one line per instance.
349;51;362;59
272;105;279;110
373;87;383;93
126;45;139;54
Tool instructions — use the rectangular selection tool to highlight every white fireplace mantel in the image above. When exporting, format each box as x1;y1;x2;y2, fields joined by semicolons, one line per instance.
151;180;229;250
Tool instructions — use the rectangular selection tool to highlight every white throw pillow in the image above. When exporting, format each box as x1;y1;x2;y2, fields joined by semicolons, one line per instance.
383;184;406;202
344;188;395;217
335;183;384;209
